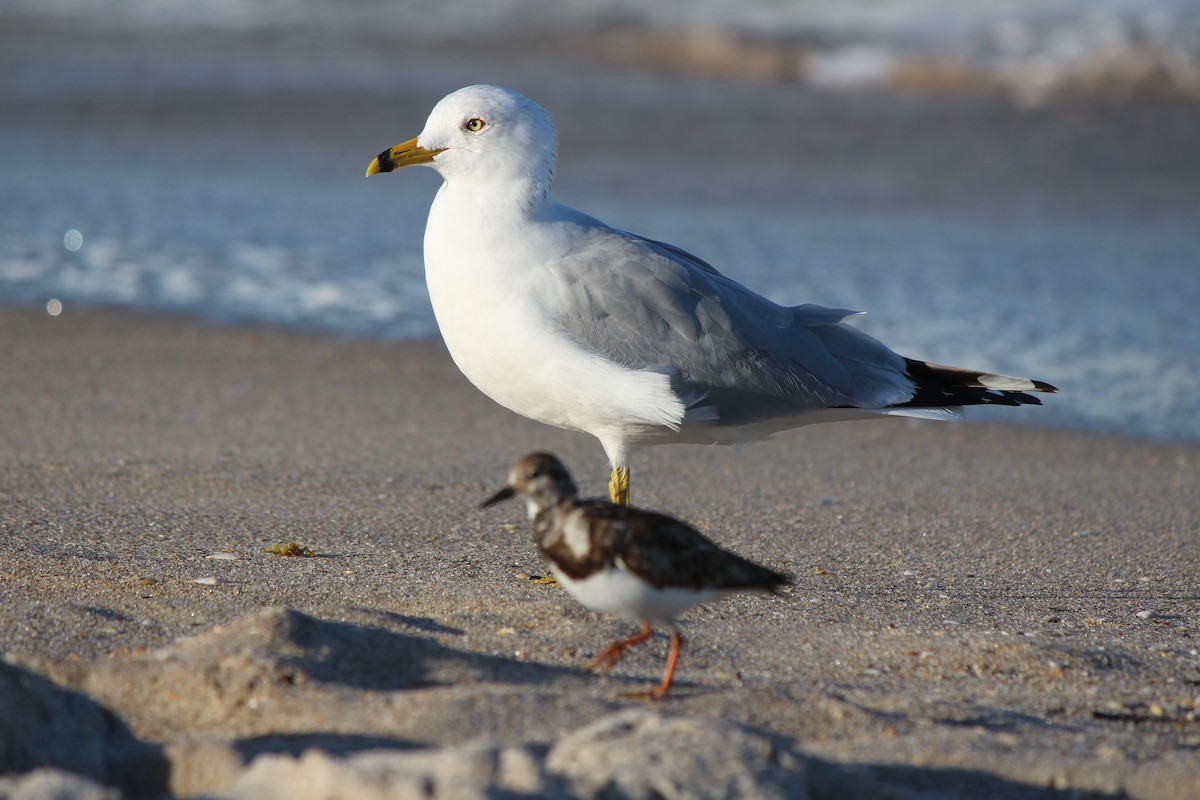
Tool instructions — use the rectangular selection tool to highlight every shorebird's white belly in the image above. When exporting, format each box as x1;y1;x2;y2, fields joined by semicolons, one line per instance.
551;559;723;624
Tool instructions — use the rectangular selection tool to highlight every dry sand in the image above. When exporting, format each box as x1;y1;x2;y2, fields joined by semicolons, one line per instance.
1;306;1197;799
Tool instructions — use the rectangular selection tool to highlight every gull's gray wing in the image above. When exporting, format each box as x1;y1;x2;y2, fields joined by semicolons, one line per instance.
532;222;916;425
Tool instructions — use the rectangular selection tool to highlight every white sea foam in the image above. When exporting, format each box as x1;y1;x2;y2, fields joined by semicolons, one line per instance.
6;0;1199;99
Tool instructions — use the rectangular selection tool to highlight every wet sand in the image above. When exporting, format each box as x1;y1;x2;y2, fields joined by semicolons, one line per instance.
1;305;1197;798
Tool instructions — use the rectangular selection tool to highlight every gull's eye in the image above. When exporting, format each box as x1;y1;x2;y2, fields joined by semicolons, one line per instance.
465;118;486;133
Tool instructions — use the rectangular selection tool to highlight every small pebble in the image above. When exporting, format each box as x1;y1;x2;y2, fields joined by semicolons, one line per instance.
206;552;238;561
1136;610;1156;619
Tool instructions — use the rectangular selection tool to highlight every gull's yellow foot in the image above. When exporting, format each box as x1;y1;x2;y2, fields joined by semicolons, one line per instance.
608;465;631;506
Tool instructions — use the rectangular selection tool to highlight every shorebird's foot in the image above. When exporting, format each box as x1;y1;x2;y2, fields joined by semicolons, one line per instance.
587;621;653;673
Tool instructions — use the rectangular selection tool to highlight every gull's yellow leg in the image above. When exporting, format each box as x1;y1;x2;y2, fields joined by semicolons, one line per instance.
608;465;631;506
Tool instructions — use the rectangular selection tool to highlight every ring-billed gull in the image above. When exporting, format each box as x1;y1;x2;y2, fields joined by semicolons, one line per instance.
481;452;790;699
367;85;1056;505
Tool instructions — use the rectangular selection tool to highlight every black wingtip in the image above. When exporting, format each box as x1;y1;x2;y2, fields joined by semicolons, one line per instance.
899;358;1058;409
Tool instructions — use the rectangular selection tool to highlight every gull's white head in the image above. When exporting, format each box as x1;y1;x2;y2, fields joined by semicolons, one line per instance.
366;85;557;199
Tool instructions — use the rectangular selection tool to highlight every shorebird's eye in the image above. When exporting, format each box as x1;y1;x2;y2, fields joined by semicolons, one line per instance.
465;118;486;133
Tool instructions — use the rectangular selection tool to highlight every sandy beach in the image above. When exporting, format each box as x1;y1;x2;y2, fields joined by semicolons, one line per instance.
1;305;1197;798
3;6;1200;793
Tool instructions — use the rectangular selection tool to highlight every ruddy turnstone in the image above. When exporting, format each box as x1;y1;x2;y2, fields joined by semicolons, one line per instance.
367;85;1057;505
482;452;791;699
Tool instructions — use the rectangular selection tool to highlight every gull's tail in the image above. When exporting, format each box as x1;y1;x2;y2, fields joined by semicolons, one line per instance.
895;358;1058;410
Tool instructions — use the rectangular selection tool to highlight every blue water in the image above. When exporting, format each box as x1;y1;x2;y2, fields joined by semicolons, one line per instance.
2;18;1198;442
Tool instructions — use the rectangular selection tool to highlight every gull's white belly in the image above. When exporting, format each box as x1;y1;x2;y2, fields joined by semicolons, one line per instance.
551;560;723;624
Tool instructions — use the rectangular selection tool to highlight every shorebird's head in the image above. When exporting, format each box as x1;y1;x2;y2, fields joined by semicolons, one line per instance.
365;84;557;202
481;452;578;518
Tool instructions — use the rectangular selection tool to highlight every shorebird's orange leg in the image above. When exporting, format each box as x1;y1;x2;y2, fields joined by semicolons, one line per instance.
616;628;684;700
648;629;684;699
587;620;653;673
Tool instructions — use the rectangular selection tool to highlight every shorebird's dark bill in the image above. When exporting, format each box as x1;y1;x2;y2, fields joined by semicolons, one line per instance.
480;486;516;508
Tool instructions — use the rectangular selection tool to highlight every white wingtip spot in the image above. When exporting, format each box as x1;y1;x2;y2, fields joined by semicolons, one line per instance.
978;373;1037;391
877;407;964;422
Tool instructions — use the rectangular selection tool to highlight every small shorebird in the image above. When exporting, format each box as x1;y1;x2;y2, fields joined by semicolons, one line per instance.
367;85;1057;505
482;452;790;699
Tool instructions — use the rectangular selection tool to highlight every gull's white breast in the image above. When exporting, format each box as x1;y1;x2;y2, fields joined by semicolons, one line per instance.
423;191;686;442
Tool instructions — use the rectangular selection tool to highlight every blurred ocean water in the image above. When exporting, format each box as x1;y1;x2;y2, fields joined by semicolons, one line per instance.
5;0;1200;100
1;2;1198;442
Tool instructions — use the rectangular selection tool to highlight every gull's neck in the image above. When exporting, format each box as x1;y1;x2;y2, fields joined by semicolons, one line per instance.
435;172;553;220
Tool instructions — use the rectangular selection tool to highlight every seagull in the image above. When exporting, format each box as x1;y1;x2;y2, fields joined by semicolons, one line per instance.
482;451;790;699
367;85;1057;505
